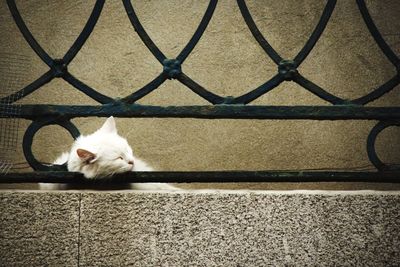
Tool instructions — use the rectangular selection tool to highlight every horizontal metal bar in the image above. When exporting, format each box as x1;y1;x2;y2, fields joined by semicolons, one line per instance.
4;104;400;120
1;171;399;183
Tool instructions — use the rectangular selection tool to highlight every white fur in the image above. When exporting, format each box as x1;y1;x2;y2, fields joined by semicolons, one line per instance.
40;117;178;190
53;152;69;165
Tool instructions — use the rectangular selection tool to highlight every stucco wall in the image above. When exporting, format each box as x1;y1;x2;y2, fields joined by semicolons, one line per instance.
0;0;399;189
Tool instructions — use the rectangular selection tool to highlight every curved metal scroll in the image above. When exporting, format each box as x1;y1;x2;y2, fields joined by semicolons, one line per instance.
23;119;80;171
1;0;399;176
121;0;225;104
352;0;400;105
236;0;400;106
367;121;400;171
1;0;114;104
235;0;345;105
3;0;398;107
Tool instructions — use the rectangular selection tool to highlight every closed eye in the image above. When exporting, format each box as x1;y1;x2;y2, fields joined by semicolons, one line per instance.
116;156;124;160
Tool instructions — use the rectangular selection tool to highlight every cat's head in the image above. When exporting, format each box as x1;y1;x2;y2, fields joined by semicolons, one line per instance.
68;116;136;179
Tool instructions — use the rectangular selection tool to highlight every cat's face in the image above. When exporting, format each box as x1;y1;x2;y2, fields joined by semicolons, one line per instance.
68;117;136;178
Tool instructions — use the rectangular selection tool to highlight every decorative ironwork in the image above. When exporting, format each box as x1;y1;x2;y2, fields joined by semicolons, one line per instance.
0;0;399;183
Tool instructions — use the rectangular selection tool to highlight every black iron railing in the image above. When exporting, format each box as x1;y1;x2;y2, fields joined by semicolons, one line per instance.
1;0;399;183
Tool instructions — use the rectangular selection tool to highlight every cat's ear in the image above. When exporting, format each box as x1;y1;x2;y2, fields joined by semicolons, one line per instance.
76;148;97;163
99;116;117;134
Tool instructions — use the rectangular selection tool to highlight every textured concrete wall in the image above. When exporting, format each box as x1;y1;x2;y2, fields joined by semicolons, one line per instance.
0;192;80;266
0;1;399;188
1;190;400;266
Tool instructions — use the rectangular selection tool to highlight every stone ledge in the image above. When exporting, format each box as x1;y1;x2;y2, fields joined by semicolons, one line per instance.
1;190;399;266
0;191;80;267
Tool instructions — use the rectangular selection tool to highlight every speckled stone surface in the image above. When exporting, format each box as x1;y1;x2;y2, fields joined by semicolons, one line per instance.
78;191;400;266
1;191;400;266
0;191;80;267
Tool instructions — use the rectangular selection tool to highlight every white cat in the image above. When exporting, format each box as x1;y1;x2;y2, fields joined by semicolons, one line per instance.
40;116;177;190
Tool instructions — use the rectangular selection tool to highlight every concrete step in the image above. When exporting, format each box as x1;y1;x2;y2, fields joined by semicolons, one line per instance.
1;190;399;266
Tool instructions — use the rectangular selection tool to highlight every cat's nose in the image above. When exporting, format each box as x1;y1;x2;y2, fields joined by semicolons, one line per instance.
128;160;134;165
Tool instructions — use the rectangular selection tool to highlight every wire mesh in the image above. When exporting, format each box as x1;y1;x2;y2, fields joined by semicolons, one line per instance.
0;53;25;174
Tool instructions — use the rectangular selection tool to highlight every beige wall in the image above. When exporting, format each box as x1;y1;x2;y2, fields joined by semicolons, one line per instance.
0;0;399;189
